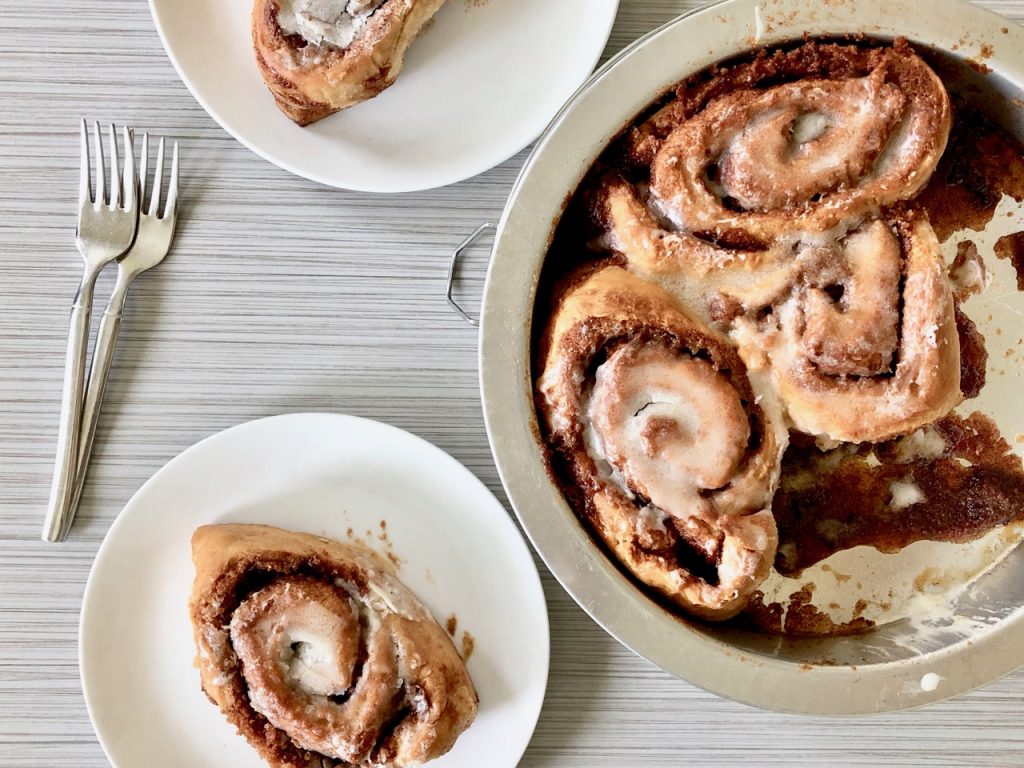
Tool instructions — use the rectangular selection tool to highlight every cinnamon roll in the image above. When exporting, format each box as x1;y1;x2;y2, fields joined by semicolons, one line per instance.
189;524;477;768
618;40;951;216
735;213;961;443
252;0;447;125
537;265;787;620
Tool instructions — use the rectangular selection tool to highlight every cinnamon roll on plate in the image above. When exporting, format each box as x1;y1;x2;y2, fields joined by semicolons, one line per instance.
252;0;447;125
78;414;548;768
190;524;477;768
151;0;620;190
535;37;1024;633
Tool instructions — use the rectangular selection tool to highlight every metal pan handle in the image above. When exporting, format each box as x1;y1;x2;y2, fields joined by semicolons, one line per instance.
446;222;495;327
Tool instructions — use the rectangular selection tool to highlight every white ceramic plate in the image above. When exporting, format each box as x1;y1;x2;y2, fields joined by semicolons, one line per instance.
148;0;620;192
80;413;549;767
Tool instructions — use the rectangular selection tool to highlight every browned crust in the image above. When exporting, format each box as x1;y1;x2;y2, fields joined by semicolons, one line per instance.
251;0;447;126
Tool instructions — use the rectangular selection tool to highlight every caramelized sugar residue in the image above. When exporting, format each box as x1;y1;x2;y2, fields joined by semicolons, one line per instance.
917;110;1024;242
742;584;875;637
344;520;403;569
994;231;1024;290
460;631;475;662
772;413;1024;576
956;304;988;399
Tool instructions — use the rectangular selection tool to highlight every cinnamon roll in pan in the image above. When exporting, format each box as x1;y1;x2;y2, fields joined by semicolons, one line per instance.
189;524;477;768
252;0;447;125
644;42;951;242
738;213;961;444
537;265;787;620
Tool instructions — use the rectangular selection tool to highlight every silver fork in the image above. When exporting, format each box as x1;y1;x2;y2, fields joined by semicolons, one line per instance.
58;134;180;541
42;121;138;543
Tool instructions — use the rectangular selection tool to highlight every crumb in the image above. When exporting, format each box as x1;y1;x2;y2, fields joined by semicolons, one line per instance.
460;631;475;661
948;240;990;302
994;232;1024;291
445;614;458;637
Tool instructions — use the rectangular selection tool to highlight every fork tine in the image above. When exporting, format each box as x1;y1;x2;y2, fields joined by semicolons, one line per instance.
78;119;91;206
164;142;179;220
139;133;150;210
92;121;105;208
149;137;165;217
121;126;136;213
107;124;120;210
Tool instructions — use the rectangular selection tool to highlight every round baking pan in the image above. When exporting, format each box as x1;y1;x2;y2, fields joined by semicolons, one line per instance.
478;0;1024;714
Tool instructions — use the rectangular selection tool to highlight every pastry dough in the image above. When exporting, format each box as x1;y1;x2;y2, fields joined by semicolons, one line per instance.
648;48;951;241
742;215;961;443
537;266;787;620
252;0;447;125
189;524;477;768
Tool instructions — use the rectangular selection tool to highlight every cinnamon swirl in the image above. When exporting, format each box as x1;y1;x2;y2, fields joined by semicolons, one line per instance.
252;0;447;125
537;265;786;620
646;44;950;242
189;524;477;768
736;213;961;443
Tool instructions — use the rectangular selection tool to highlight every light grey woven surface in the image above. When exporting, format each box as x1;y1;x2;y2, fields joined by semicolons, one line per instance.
2;1;1023;765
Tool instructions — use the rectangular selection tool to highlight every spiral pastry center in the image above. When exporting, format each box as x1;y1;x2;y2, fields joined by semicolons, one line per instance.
230;576;397;763
714;73;904;211
799;220;902;376
232;578;361;697
590;343;751;512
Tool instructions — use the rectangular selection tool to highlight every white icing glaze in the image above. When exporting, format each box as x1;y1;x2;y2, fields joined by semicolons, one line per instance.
891;425;948;463
889;478;926;510
276;0;385;49
588;343;750;515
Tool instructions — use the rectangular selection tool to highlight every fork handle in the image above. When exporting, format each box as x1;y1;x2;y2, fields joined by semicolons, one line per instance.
65;294;129;539
42;281;96;542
